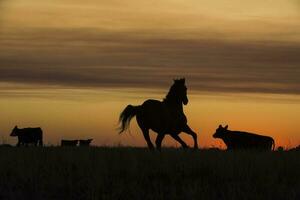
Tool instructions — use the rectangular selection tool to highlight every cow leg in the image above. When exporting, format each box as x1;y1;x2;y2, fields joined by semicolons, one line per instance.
171;134;188;149
155;134;165;151
142;129;154;150
182;124;198;149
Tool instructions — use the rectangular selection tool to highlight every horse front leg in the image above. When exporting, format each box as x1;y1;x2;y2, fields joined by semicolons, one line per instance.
182;124;198;149
171;134;188;149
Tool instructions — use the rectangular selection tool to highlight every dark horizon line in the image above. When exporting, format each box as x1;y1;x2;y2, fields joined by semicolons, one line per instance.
1;80;300;96
0;143;299;150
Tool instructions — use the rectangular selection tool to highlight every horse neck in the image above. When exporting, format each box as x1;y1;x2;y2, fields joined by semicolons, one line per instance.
163;98;183;110
164;86;184;111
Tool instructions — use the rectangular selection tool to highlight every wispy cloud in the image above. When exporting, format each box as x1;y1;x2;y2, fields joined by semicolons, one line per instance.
0;28;299;95
1;0;300;95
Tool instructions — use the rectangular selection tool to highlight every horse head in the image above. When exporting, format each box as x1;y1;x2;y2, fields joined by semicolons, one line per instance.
168;78;188;105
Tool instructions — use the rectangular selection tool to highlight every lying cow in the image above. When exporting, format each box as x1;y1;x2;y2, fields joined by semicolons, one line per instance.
79;139;93;146
61;140;78;147
10;126;43;146
213;125;275;151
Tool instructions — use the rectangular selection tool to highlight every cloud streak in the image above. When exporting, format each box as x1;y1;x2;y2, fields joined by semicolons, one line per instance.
1;0;299;95
0;28;300;95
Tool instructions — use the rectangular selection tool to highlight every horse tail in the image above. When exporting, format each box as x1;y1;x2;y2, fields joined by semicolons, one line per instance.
118;105;140;134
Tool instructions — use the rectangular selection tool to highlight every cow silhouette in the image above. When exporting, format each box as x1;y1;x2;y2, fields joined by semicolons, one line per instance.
79;139;93;146
289;145;300;152
10;126;43;146
213;125;275;151
61;140;78;146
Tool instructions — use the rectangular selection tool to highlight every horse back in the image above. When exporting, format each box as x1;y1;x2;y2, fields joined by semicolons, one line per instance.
142;99;163;107
138;99;186;134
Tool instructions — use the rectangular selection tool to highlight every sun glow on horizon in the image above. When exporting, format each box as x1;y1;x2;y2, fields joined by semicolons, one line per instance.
0;84;299;148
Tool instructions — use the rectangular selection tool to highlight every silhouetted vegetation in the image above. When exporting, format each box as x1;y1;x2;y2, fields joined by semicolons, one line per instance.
0;147;299;200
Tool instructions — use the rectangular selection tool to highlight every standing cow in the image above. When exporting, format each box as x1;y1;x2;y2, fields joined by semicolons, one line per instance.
79;139;93;146
61;140;78;147
10;126;43;146
213;125;275;151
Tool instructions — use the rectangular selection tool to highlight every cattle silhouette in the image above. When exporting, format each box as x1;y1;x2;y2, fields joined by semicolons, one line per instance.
289;145;300;152
79;139;93;146
213;125;275;151
10;126;43;146
61;140;78;146
119;78;198;150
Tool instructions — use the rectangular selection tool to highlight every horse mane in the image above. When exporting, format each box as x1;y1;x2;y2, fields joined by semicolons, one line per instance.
163;79;185;103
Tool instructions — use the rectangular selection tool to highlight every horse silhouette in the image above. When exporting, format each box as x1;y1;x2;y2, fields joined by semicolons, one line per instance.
10;126;43;146
118;78;198;150
213;125;275;151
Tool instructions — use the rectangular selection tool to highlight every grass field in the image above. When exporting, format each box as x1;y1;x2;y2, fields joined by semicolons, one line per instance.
0;147;299;200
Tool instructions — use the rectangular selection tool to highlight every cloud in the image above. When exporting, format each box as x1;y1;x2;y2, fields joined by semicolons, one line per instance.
0;28;300;95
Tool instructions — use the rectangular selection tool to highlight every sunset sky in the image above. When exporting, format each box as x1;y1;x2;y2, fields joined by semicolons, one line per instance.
0;0;300;148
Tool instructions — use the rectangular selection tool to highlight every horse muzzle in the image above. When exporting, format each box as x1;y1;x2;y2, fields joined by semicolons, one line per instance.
183;99;188;105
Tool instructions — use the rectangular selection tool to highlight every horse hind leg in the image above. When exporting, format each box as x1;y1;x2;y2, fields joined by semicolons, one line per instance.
136;114;154;150
141;129;154;150
155;134;165;151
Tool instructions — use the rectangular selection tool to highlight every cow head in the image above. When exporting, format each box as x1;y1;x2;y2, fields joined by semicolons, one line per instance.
87;139;93;143
79;139;93;146
213;125;228;138
10;126;19;137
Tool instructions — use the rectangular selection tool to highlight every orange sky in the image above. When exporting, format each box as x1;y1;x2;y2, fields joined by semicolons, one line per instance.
0;0;300;148
0;83;299;148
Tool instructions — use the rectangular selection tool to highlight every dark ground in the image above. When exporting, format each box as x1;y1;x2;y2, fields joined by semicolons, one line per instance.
0;147;299;200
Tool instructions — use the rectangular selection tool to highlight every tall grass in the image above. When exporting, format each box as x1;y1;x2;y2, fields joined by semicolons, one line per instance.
0;147;299;200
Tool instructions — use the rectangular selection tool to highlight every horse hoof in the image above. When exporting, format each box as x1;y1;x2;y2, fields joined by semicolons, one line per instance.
148;146;155;150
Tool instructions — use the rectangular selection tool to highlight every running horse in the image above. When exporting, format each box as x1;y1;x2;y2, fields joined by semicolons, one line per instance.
118;78;198;150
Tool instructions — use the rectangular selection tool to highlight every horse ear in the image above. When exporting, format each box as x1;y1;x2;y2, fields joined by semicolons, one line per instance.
224;125;228;130
14;125;18;129
218;125;222;128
